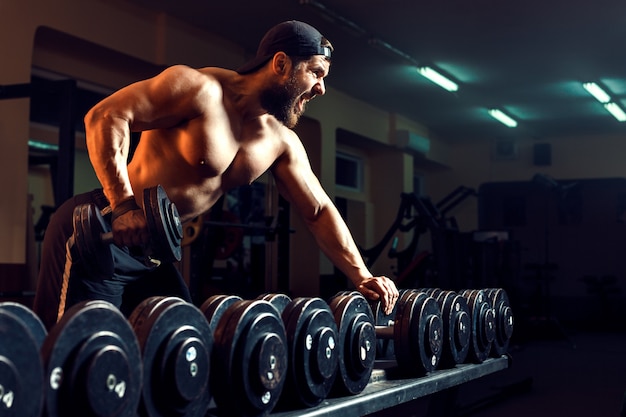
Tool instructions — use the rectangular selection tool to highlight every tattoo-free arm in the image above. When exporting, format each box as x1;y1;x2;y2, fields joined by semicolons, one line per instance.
271;131;398;312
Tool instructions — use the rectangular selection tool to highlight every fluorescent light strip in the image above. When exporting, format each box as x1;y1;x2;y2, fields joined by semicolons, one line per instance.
488;109;518;128
583;82;611;103
28;140;59;152
417;67;458;92
604;102;626;122
581;82;626;121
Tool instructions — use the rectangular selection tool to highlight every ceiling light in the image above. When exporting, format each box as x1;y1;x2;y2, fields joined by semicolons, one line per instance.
581;82;626;121
417;67;458;92
604;102;626;122
583;82;611;103
488;109;518;128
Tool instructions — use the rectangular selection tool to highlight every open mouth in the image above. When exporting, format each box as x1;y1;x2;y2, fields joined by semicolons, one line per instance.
297;97;307;113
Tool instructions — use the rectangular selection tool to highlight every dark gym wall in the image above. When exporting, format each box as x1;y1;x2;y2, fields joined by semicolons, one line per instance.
479;177;626;328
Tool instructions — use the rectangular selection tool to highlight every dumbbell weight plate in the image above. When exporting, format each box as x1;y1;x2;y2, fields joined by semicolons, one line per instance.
461;289;496;363
280;297;339;408
257;293;292;315
485;288;514;356
333;290;360;297
143;185;183;263
73;203;112;280
212;299;288;417
0;301;47;347
200;294;243;336
40;300;142;417
393;290;443;375
0;308;45;417
421;288;443;299
434;291;471;367
328;293;376;396
128;296;212;417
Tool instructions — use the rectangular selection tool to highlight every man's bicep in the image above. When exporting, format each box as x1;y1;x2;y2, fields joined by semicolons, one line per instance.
271;154;329;221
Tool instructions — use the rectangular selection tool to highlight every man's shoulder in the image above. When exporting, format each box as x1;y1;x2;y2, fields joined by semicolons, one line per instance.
160;65;232;87
158;65;234;105
269;122;306;160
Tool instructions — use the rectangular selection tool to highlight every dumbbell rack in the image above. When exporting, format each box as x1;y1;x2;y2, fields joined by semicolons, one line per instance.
2;287;512;417
206;356;510;417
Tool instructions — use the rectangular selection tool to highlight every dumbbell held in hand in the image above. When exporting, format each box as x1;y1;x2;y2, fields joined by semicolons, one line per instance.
73;185;183;280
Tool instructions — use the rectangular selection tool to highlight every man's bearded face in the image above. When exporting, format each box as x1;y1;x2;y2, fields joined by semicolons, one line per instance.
260;67;307;128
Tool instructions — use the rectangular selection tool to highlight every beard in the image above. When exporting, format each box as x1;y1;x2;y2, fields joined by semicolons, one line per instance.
260;72;305;128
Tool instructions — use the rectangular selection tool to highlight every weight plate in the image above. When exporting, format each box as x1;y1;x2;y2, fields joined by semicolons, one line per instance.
200;294;243;336
280;297;339;408
394;291;443;375
0;302;47;347
129;296;212;417
212;299;287;417
73;203;113;280
0;309;44;417
144;185;183;263
461;289;496;363
485;288;514;356
421;288;443;299
40;300;142;417
257;293;292;315
330;290;360;300
436;291;471;367
328;293;376;396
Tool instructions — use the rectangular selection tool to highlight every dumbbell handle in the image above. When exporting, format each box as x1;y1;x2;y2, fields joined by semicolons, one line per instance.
375;316;441;341
375;325;394;339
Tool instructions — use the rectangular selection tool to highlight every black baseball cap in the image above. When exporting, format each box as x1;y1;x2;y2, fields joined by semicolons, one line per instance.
237;20;332;74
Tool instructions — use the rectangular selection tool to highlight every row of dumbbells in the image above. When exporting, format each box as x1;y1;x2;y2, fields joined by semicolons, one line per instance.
371;288;514;368
0;288;513;417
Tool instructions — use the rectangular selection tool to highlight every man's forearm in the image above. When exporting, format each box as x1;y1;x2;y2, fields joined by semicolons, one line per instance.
84;111;134;207
305;205;372;286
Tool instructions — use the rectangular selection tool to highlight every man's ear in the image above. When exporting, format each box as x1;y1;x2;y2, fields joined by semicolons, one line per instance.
271;52;290;75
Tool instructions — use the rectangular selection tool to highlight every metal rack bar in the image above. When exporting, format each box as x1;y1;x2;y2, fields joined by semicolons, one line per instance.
271;356;510;417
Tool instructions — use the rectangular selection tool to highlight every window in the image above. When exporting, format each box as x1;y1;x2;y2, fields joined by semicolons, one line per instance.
335;151;363;192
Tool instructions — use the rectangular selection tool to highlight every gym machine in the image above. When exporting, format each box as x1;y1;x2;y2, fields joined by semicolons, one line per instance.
360;187;479;290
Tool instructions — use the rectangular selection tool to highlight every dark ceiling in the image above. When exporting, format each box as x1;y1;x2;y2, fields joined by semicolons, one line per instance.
127;0;626;143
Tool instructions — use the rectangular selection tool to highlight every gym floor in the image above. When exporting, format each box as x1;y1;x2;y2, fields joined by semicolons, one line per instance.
367;328;626;417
